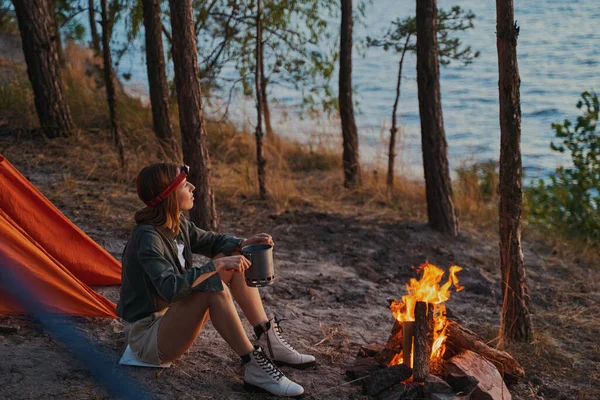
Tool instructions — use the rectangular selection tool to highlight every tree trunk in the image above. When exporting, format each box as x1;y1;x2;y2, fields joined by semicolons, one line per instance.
13;0;74;138
100;0;125;169
88;0;101;54
339;0;361;189
169;0;218;230
142;0;177;160
50;3;65;67
387;35;411;192
496;0;533;344
255;0;267;199
416;0;458;236
261;76;274;137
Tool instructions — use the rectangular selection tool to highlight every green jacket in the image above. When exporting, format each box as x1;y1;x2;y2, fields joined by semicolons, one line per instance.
116;215;243;323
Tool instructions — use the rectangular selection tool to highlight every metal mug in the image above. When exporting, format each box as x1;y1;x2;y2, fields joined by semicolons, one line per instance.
242;244;275;287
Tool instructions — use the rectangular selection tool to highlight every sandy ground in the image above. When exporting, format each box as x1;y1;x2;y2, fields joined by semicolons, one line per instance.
0;152;600;399
0;142;599;399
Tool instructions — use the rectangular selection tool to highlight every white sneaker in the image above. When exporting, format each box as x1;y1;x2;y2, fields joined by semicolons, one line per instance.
244;345;305;397
256;318;317;369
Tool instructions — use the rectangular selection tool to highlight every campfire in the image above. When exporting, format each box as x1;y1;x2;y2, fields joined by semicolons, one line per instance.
346;262;524;400
388;263;463;370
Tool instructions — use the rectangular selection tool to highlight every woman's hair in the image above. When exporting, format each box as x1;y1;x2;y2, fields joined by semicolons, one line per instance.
134;163;182;236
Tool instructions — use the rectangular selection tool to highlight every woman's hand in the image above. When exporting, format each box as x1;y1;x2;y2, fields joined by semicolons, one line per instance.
213;256;251;273
240;233;274;248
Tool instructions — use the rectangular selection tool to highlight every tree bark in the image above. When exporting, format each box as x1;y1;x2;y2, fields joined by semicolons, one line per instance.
413;301;433;381
339;0;361;189
254;0;267;200
88;0;101;54
169;0;218;230
49;3;65;67
261;75;274;137
100;0;125;169
142;0;177;159
387;35;411;191
13;0;74;138
416;0;458;236
258;25;271;136
496;0;533;344
254;0;267;199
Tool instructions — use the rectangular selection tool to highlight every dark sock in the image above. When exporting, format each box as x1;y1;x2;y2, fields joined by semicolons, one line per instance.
241;352;252;364
253;320;271;340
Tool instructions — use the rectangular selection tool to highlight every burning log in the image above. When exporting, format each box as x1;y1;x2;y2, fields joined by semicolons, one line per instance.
413;301;433;381
401;321;414;368
445;321;524;382
377;319;403;365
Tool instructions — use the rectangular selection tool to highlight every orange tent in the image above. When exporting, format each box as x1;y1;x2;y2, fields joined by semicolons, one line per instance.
0;155;120;318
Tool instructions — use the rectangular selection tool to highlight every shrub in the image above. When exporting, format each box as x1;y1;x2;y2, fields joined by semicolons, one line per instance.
529;91;600;242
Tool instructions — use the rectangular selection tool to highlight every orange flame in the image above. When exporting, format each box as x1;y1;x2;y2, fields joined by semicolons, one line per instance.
389;262;463;367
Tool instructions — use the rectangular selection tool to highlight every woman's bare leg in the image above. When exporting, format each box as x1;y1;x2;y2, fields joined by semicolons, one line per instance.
218;269;268;327
157;284;254;362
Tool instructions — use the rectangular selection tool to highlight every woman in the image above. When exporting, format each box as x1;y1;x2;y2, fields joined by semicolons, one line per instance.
117;163;315;397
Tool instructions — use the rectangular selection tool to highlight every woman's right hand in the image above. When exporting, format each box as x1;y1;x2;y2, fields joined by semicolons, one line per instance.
213;255;251;273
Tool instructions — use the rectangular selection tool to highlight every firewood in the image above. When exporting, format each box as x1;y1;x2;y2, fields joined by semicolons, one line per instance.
362;364;412;397
445;321;524;382
345;357;385;380
445;350;512;399
444;373;479;397
357;343;385;358
423;374;454;395
414;301;434;381
402;321;414;367
376;319;403;365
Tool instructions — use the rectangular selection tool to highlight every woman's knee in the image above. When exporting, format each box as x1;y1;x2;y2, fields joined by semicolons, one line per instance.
209;283;233;304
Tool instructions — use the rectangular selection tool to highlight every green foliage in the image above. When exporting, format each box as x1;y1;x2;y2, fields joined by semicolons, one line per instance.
366;6;480;66
192;0;340;117
55;0;86;42
529;91;600;242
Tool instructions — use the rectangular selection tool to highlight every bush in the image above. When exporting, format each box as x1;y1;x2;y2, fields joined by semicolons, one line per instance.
529;91;600;242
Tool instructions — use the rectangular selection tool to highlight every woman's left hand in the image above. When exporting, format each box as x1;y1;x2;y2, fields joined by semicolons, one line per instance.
240;233;274;248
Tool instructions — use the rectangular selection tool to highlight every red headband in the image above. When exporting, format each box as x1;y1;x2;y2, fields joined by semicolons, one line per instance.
144;165;189;207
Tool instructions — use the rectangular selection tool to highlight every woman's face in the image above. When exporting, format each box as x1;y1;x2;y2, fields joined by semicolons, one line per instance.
176;176;195;211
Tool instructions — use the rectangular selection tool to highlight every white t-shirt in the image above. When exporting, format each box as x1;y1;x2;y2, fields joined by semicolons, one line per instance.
175;240;186;270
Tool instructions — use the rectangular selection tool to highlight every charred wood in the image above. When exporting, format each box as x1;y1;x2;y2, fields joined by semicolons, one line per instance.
345;357;385;380
362;364;412;397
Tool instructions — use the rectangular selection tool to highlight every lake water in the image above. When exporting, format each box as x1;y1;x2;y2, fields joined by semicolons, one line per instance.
109;0;600;182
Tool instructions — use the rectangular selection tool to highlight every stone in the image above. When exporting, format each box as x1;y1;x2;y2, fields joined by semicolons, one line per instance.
362;364;413;397
445;373;479;397
377;384;406;400
430;394;469;400
399;382;424;399
446;350;512;400
424;374;454;394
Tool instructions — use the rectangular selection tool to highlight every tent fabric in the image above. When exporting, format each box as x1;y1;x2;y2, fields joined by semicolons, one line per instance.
0;155;121;285
0;209;117;317
0;155;119;318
